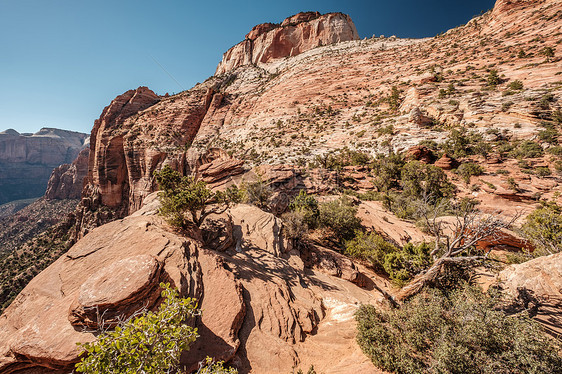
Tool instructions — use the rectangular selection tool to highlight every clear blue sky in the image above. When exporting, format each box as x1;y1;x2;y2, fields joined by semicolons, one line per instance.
0;0;496;135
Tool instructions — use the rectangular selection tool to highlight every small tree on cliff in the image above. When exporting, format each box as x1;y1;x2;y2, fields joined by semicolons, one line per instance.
154;166;231;229
76;283;199;374
75;283;237;374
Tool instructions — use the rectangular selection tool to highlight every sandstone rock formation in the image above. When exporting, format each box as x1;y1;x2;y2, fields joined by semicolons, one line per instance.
45;148;89;200
499;251;562;336
69;0;562;228
216;12;359;75
0;194;386;373
0;128;88;204
87;86;161;209
405;145;436;164
434;153;458;170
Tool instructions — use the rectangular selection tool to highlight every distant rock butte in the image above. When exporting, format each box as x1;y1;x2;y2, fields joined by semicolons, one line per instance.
0;128;88;204
215;12;359;75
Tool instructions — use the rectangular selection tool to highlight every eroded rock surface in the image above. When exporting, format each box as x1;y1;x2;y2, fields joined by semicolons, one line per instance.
45;148;89;200
0;195;386;373
216;12;359;75
499;252;562;336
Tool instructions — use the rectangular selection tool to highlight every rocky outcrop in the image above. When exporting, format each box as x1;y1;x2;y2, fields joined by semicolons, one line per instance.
0;195;385;373
216;12;359;75
405;145;436;164
45;148;89;200
0;128;88;204
194;148;245;187
475;227;534;252
498;251;562;336
434;153;458;170
87;86;160;209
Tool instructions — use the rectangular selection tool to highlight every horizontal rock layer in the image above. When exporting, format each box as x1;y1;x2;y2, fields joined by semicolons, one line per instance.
0;128;88;204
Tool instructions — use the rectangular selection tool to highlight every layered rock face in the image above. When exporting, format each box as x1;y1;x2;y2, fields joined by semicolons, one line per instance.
73;0;562;226
216;12;359;74
45;148;89;200
87;86;161;209
0;128;88;204
0;194;386;373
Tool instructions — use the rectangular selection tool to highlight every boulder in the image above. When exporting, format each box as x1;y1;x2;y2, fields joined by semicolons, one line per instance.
0;198;387;374
498;251;562;336
405;145;436;164
434;153;458;170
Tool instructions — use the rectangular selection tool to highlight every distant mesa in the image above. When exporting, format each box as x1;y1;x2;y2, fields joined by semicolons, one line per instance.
0;129;20;136
0;127;88;205
215;11;360;75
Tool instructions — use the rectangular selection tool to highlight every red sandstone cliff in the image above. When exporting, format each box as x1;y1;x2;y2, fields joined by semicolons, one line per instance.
75;0;562;227
45;148;90;200
215;12;360;75
2;1;562;373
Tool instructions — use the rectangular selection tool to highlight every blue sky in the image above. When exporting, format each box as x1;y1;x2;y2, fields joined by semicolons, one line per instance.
0;0;495;134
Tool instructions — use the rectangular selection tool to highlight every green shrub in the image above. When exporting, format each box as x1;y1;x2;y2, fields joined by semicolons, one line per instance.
541;46;555;58
538;128;559;145
522;202;562;254
344;231;398;271
509;140;544;159
443;127;490;158
356;285;562;374
457;162;485;184
318;196;362;241
371;152;405;192
486;69;501;87
401;161;454;200
345;232;431;285
377;124;395;136
281;211;309;241
155;166;215;228
313;148;372;170
535;166;551;177
76;283;200;374
388;86;402;111
240;177;272;209
507;177;520;192
289;191;319;228
382;242;432;286
507;80;524;90
197;357;238;374
553;109;562;124
547;146;562;156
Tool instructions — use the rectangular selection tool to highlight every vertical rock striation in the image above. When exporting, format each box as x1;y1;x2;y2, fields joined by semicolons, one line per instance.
215;12;360;75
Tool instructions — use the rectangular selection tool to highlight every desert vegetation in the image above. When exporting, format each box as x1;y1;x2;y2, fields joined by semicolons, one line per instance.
75;283;236;374
356;284;562;374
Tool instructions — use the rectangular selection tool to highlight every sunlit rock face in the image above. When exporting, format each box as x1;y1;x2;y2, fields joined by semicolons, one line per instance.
215;12;360;75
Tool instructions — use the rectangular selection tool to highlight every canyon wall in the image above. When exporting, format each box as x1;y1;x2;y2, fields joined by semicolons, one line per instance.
75;0;562;225
0;128;88;204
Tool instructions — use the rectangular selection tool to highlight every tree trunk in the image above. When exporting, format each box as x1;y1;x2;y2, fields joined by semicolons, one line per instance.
395;259;446;302
395;256;485;303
